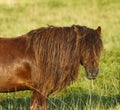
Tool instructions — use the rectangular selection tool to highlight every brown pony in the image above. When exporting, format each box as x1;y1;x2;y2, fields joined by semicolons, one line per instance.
0;25;103;110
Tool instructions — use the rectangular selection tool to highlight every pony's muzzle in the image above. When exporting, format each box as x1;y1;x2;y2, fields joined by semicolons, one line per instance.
86;68;99;80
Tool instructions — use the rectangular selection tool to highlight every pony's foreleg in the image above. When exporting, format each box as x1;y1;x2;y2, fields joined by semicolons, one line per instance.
30;91;48;110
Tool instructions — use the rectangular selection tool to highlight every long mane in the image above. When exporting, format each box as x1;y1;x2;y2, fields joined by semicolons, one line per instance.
26;25;102;93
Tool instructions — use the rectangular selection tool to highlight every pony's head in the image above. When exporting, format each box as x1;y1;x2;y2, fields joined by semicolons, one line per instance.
74;25;103;80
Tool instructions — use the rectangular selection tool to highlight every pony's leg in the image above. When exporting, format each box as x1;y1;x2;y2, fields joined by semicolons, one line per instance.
30;91;48;110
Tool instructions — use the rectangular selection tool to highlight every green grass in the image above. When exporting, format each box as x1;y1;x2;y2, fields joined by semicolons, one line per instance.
0;0;120;110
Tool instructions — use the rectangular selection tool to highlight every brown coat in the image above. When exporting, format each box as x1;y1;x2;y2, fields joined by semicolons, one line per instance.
0;25;103;110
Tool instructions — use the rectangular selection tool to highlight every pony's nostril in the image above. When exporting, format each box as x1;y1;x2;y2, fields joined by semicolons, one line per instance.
93;69;99;76
89;72;92;76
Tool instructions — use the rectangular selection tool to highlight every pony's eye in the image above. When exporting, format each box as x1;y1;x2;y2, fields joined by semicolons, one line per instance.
80;60;83;65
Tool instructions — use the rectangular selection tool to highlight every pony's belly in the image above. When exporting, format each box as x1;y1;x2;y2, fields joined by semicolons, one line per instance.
0;74;29;92
0;62;32;92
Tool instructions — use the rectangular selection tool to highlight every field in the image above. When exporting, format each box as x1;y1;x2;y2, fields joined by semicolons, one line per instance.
0;0;120;110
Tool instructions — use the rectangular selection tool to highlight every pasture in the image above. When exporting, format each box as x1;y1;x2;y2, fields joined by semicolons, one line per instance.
0;0;120;110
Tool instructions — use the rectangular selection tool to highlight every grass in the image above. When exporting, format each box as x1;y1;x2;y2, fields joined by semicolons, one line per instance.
0;0;120;110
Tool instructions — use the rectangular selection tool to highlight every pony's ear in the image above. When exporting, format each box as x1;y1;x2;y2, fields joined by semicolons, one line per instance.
73;25;82;37
96;26;101;35
73;25;86;39
73;25;79;35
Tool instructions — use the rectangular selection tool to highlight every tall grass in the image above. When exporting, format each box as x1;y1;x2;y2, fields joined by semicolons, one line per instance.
0;0;120;110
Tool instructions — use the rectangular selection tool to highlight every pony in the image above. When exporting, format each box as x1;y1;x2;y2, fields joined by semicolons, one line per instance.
0;25;103;110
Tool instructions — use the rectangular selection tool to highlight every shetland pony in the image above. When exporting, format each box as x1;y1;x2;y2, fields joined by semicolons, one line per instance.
0;25;103;110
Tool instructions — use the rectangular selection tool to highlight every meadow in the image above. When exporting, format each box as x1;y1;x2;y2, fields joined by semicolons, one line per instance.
0;0;120;110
